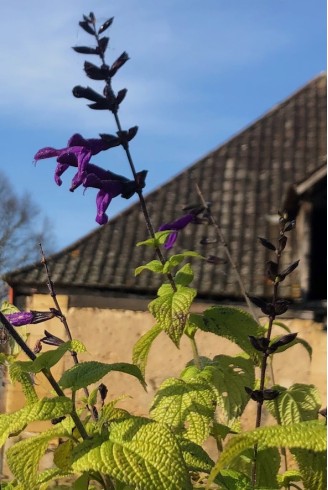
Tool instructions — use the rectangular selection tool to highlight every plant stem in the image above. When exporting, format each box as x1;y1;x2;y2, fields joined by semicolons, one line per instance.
195;184;259;323
0;311;89;440
39;244;98;420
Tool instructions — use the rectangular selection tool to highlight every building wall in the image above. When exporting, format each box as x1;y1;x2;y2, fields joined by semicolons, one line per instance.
1;293;326;474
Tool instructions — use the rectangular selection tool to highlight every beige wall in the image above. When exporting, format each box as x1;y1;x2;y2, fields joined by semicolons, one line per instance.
1;293;326;474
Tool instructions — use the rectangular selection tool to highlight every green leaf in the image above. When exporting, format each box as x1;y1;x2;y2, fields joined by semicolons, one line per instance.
135;260;164;276
182;355;255;422
132;324;162;376
8;366;38;404
150;377;216;444
190;306;264;360
53;439;75;470
277;469;302;487
13;340;86;374
6;425;71;489
206;421;326;488
0;396;72;448
136;231;172;247
1;301;19;315
59;361;146;391
72;473;90;489
291;448;327;490
149;284;196;346
163;251;203;273
178;437;214;473
72;416;192;489
265;383;321;425
214;469;253;490
174;263;194;286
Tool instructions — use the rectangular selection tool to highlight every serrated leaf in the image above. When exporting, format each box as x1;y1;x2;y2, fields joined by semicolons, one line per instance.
53;439;75;470
265;383;321;425
59;361;146;391
185;355;255;422
6;425;70;488
190;306;264;361
98;397;130;428
149;284;196;346
291;447;326;490
206;421;326;488
0;397;72;448
178;437;214;473
150;377;216;444
136;230;172;247
135;260;164;276
215;469;253;490
132;324;162;376
13;340;86;374
277;469;302;486
72;417;192;489
8;366;38;404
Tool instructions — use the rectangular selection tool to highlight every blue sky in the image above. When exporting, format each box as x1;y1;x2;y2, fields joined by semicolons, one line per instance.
0;0;326;251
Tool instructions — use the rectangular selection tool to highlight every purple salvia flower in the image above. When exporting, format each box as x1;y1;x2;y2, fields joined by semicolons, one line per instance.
5;310;58;327
34;134;113;189
159;214;194;249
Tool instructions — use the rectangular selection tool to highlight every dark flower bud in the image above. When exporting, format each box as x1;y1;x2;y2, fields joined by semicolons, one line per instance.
206;255;226;265
135;170;148;190
116;88;128;106
84;61;110;81
51;416;66;425
319;407;327;418
245;387;264;402
278;235;288;252
266;261;278;282
249;335;270;352
274;299;289;315
258;237;276;252
199;237;218;245
88;101;112;110
99;133;121;148
72;46;99;55
39;329;65;347
283;220;296;232
98;37;109;54
79;21;95;35
72;86;105;103
268;332;297;353
117;126;138;147
278;260;300;282
262;389;280;400
98;383;108;405
103;84;116;102
109;52;129;77
248;296;275;316
34;339;42;354
5;309;58;327
98;17;114;35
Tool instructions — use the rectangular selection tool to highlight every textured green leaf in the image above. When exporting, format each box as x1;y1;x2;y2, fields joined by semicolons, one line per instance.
6;425;71;489
206;421;326;488
178;437;214;473
136;230;172;247
277;469;302;487
132;324;162;376
150;377;216;444
72;417;192;489
98;397;130;428
0;397;72;448
265;384;321;425
149;283;196;346
135;260;164;276
72;473;91;489
174;263;194;286
215;469;253;490
59;361;146;391
190;306;264;360
13;340;86;373
8;368;38;404
182;355;255;422
291;448;326;490
53;439;75;470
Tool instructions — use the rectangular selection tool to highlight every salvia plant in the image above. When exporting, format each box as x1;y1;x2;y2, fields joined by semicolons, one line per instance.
0;11;326;490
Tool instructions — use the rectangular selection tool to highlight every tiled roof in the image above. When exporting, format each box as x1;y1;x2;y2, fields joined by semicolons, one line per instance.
5;74;327;301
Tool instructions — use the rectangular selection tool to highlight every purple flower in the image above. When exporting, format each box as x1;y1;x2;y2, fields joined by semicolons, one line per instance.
83;171;145;225
34;134;112;189
5;310;58;327
159;214;194;249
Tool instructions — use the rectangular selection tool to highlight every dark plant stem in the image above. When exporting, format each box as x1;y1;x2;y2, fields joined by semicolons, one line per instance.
0;311;88;440
39;244;97;421
195;184;258;322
